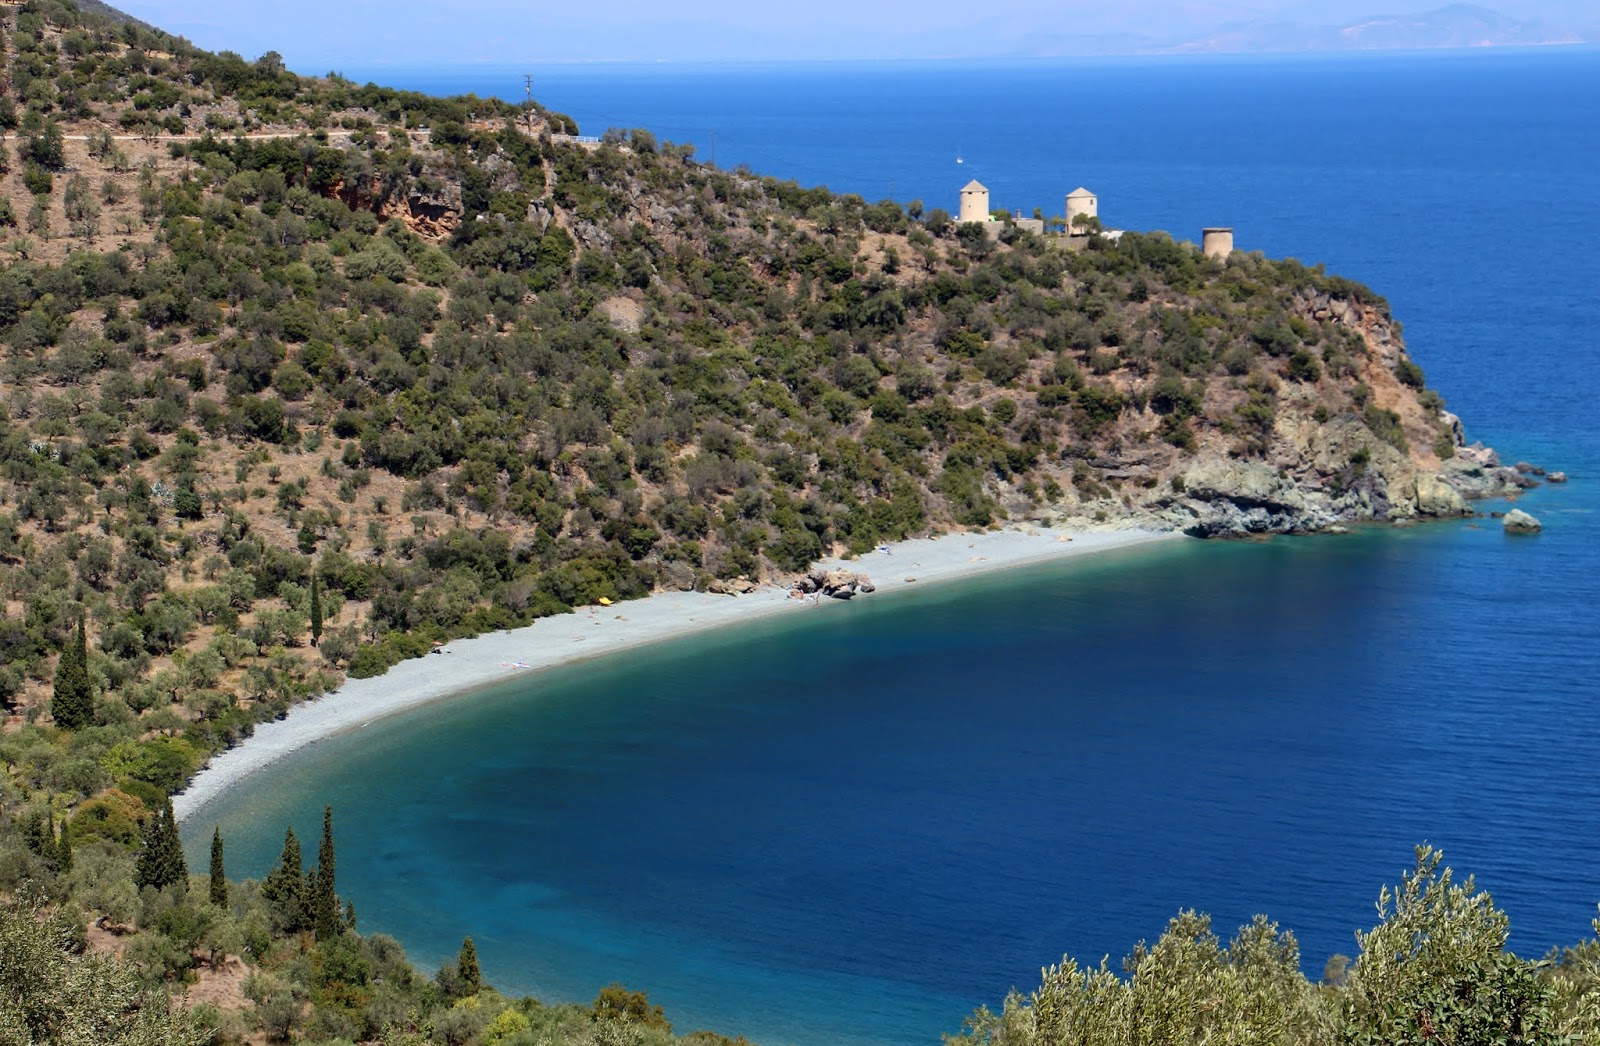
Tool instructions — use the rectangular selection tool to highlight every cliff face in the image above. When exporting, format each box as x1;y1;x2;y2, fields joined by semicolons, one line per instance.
944;278;1526;538
1130;289;1526;537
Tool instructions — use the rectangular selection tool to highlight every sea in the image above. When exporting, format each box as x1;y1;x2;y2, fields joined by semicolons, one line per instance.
183;49;1600;1046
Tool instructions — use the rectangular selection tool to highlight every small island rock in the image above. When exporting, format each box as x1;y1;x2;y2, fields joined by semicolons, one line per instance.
1502;509;1542;534
1548;471;1568;483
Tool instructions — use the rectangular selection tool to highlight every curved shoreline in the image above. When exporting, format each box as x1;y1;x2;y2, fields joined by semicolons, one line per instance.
173;525;1180;823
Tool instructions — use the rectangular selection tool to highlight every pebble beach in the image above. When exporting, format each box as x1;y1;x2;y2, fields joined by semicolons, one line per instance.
174;525;1178;822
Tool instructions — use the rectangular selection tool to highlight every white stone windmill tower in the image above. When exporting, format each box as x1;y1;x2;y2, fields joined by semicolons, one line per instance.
959;180;991;224
1065;187;1098;232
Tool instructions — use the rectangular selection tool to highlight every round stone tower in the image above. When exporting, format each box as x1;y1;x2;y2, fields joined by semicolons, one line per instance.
1065;187;1098;231
1202;227;1234;261
959;180;991;224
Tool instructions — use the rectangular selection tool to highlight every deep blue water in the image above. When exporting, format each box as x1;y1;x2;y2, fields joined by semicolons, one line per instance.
187;51;1600;1045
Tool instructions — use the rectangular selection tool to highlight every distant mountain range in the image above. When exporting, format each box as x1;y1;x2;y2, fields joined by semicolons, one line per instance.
1012;4;1590;57
102;0;1594;65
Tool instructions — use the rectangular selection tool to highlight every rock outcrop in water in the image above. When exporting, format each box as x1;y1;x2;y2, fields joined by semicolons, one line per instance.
1503;509;1542;534
1141;438;1529;538
997;288;1533;538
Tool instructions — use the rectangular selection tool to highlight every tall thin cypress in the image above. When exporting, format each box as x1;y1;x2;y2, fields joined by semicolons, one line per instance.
312;805;338;939
136;799;186;891
262;827;304;931
22;811;52;860
309;575;323;647
50;613;92;730
209;826;228;908
457;936;481;995
134;806;159;889
163;799;188;888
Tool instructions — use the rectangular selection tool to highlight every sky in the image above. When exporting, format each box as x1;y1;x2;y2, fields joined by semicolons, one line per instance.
114;0;1597;68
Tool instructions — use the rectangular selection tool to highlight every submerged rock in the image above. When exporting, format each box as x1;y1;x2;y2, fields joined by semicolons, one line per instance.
1502;509;1542;534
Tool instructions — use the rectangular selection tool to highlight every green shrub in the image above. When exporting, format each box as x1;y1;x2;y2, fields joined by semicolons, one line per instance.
1394;358;1425;389
1363;403;1408;452
23;165;52;195
1160;415;1197;450
1076;385;1124;433
1287;349;1322;383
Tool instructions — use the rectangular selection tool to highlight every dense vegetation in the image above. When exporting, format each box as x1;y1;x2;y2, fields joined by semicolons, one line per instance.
949;849;1600;1045
0;1;1580;1042
3;798;752;1044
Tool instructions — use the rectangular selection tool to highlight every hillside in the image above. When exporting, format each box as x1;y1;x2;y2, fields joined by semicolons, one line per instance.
0;2;1575;1043
0;0;1529;713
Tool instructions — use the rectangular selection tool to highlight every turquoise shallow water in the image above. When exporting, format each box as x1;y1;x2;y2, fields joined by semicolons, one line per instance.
187;50;1600;1046
188;515;1600;1045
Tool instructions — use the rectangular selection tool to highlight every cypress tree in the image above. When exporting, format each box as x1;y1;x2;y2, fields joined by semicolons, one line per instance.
311;805;338;940
25;809;73;874
135;799;186;891
134;807;159;889
162;799;187;887
209;826;228;908
458;936;481;995
262;827;304;931
309;575;323;647
50;613;92;730
23;811;56;869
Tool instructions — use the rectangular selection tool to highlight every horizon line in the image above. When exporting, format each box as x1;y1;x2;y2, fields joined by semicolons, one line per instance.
308;40;1600;75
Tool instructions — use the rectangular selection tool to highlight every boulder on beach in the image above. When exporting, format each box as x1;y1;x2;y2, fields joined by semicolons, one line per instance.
820;569;870;598
1502;509;1542;534
792;567;876;600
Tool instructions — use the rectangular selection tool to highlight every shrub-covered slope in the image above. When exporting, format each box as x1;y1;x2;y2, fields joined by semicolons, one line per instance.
0;0;1521;714
0;2;1568;1043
